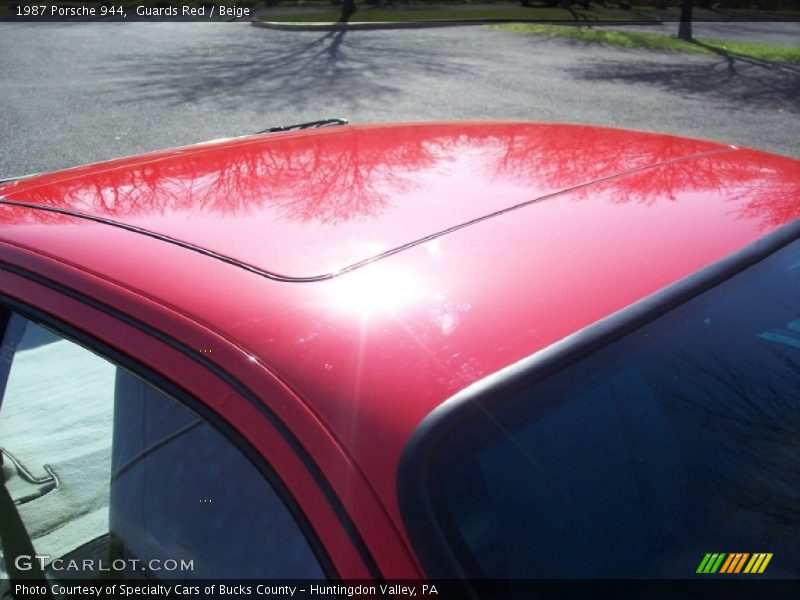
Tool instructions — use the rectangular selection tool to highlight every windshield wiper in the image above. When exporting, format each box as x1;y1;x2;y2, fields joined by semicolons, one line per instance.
257;118;348;135
0;172;41;186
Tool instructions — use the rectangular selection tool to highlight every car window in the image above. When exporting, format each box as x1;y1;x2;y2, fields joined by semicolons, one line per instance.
0;314;325;580
421;238;800;579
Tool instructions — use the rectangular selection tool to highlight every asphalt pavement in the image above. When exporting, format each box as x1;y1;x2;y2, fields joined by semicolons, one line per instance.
1;22;798;177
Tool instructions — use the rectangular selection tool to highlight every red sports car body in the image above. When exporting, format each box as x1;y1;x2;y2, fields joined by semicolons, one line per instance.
1;122;799;582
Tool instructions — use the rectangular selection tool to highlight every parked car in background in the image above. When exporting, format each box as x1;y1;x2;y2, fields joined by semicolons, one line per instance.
0;122;798;588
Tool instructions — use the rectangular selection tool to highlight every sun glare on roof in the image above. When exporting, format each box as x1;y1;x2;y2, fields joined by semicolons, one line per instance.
327;264;423;318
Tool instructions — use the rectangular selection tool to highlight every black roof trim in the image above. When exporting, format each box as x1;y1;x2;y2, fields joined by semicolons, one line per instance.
0;147;732;284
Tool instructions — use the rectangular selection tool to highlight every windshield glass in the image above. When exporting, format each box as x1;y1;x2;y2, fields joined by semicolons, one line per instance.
424;238;800;579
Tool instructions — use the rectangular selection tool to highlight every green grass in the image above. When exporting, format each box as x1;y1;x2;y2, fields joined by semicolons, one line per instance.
261;6;653;24
494;24;800;63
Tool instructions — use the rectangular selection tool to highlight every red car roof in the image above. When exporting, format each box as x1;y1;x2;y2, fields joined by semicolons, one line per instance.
2;122;800;536
0;122;744;280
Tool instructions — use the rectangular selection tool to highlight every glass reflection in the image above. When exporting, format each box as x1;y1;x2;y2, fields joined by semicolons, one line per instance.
427;238;800;579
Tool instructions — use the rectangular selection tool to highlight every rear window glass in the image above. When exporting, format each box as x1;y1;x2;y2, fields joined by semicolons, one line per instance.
424;238;800;578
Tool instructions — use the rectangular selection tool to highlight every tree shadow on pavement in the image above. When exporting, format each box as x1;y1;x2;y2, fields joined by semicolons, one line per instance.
104;29;470;110
568;49;800;113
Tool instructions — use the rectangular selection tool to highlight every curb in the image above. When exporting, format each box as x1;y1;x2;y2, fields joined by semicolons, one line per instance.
251;18;662;31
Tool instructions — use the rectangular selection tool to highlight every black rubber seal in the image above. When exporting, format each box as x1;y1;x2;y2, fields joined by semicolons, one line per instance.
398;217;800;578
0;270;382;582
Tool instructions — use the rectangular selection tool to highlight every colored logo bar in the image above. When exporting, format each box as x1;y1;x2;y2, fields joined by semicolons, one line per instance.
697;553;772;574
